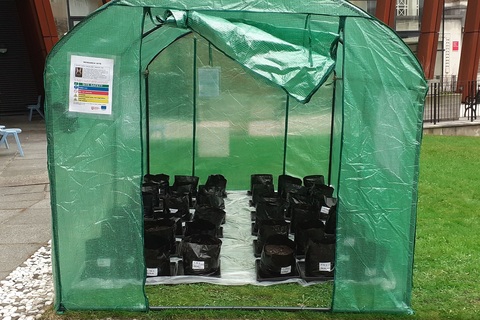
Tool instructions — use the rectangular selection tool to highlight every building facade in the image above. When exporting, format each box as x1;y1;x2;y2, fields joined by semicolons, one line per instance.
0;0;479;114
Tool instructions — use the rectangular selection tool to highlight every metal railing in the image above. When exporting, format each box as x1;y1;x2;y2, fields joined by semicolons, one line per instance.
424;80;479;124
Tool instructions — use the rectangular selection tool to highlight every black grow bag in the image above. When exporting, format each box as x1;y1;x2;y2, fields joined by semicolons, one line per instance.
196;185;225;209
259;234;297;278
303;175;325;188
309;183;334;198
144;218;177;254
256;219;289;254
305;234;336;278
194;205;226;227
251;183;275;207
250;174;274;193
172;175;199;196
294;219;325;256
253;197;285;230
205;174;228;198
144;238;171;277
284;186;310;218
277;174;302;200
324;205;337;235
181;234;222;276
165;192;192;221
184;219;219;238
289;203;319;234
144;173;170;196
142;184;158;218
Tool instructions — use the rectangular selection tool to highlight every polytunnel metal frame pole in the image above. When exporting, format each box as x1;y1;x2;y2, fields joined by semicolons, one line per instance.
327;72;337;186
144;69;151;174
192;37;198;176
282;95;290;175
149;306;331;312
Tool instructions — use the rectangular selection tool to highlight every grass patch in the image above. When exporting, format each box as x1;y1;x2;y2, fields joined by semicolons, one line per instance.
41;135;480;319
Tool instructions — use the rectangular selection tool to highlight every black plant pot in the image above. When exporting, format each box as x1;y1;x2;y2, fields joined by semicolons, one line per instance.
144;238;171;277
251;183;275;207
181;234;222;276
147;213;183;237
303;175;325;188
309;183;334;198
256;197;284;218
313;196;337;220
284;186;310;218
205;174;227;198
277;174;302;200
259;234;296;277
250;174;274;194
196;185;225;209
144;173;170;196
256;219;289;253
142;191;155;218
172;175;199;205
289;203;318;234
305;234;336;278
324;205;337;235
294;219;325;256
165;192;192;221
194;205;226;228
144;218;177;254
184;219;218;238
152;197;169;218
253;197;285;233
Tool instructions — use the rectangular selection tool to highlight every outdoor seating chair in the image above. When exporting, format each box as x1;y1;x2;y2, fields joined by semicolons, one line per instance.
464;89;480;120
0;127;24;157
27;95;44;121
0;125;6;148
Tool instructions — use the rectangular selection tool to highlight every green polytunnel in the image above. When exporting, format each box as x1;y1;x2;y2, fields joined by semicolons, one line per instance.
44;0;427;314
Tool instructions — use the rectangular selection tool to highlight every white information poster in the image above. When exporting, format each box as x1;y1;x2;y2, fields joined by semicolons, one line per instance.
69;55;114;115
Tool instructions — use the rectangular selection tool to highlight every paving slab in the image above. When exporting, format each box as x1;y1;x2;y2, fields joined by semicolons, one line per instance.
0;184;46;195
2;192;46;203
0;224;51;244
1;200;40;210
0;116;51;281
4;208;51;225
0;209;21;223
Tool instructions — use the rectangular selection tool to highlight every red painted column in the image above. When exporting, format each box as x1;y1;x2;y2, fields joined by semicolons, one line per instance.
457;0;480;98
416;0;443;79
375;0;396;29
33;0;59;54
16;0;59;94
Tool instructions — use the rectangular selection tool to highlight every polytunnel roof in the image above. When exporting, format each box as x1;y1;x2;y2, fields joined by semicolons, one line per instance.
114;0;371;16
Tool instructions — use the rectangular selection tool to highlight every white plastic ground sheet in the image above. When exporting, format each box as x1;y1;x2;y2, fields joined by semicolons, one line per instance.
146;191;327;287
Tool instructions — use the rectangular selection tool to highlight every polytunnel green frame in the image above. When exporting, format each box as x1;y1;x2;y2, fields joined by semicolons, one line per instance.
44;0;428;314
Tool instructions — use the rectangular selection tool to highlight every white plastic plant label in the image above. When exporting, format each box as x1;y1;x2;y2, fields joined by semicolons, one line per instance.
192;260;205;270
320;206;330;214
97;258;111;268
319;262;331;272
280;265;292;274
146;268;159;277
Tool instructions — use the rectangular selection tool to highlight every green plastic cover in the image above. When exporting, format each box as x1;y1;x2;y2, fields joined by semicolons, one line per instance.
44;0;427;313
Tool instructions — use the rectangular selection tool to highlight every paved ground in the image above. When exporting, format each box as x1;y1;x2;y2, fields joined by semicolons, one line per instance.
0;115;51;280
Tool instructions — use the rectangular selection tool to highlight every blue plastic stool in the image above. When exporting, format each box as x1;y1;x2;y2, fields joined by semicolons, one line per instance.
27;95;44;121
0;125;5;147
0;128;24;157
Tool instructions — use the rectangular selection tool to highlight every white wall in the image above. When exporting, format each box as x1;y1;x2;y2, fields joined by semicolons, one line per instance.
442;19;463;79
